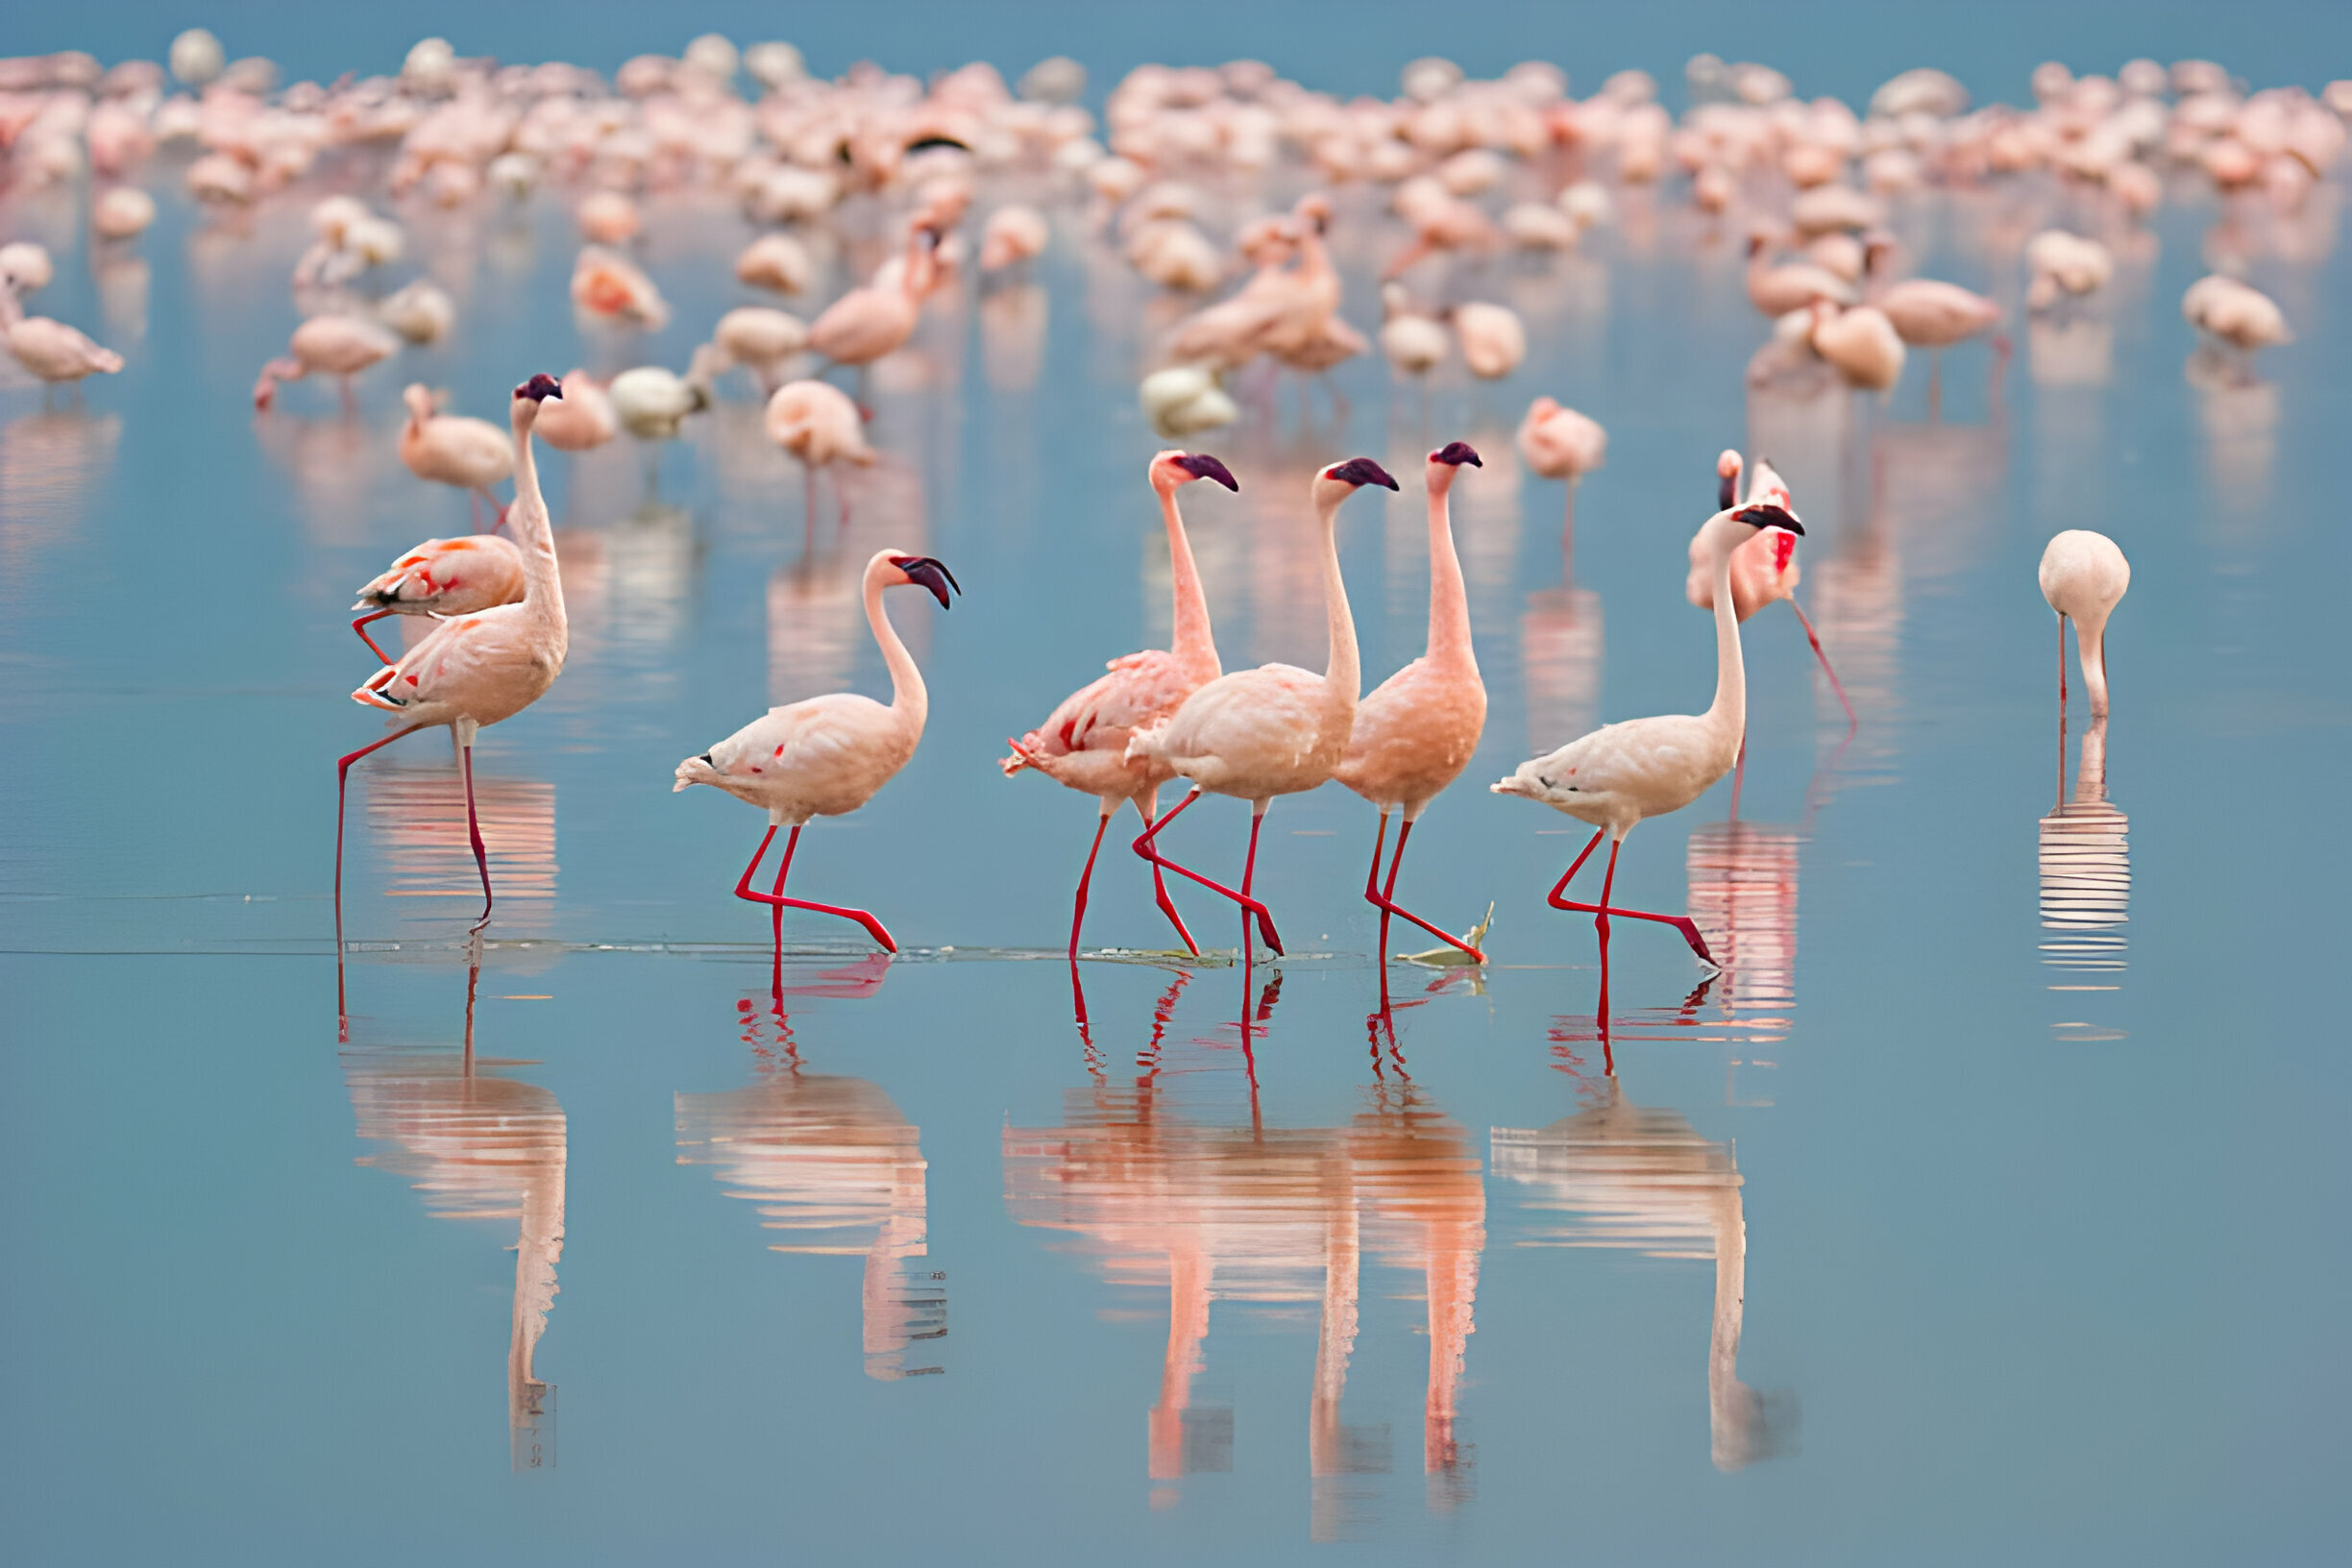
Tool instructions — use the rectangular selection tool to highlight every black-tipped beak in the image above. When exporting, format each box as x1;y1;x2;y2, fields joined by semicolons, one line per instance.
1433;440;1481;467
1175;453;1239;490
1329;456;1399;491
892;554;962;609
516;373;563;402
904;134;971;154
1732;503;1803;535
698;752;713;766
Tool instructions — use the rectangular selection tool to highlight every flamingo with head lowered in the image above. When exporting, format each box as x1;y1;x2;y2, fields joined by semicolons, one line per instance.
673;551;961;955
1003;450;1237;961
1126;456;1398;957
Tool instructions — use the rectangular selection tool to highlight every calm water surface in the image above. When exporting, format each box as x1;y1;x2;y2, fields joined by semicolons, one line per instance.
4;46;2351;1568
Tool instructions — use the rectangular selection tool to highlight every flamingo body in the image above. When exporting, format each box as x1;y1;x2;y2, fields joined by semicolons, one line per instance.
2039;530;2129;717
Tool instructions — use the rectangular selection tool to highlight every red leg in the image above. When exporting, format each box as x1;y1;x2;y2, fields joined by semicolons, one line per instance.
335;724;424;922
459;737;493;933
1546;829;1717;966
1362;811;1392;959
1787;598;1856;730
352;609;400;666
1239;807;1266;955
1369;817;1483;961
1131;790;1284;956
1069;810;1112;960
1134;796;1198;956
734;822;899;952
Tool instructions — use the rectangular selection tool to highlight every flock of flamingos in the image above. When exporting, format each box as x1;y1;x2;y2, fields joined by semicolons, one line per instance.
0;30;2305;989
2;26;2326;1503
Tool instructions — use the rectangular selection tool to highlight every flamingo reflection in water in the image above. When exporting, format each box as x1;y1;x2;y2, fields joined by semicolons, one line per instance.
2041;718;2128;1040
675;959;944;1380
1491;1054;1795;1472
1007;975;1482;1534
342;950;566;1469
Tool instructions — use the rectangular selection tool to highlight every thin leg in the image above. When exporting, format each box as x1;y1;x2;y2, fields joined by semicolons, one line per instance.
1366;816;1483;960
770;826;796;978
1363;811;1392;958
335;724;424;924
1240;807;1266;956
1132;790;1284;956
352;609;401;666
1069;810;1112;961
1546;828;1717;966
1135;796;1199;956
1786;598;1857;729
460;737;494;933
734;822;899;952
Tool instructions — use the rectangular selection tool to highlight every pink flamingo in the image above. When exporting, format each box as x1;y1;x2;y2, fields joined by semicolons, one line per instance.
337;375;569;934
349;533;527;664
253;314;399;410
1127;457;1398;956
0;284;123;397
1690;451;1856;806
808;223;939;404
1494;497;1805;964
1334;442;1487;964
533;369;617;453
1002;451;1237;960
672;551;961;955
400;382;513;530
765;380;875;527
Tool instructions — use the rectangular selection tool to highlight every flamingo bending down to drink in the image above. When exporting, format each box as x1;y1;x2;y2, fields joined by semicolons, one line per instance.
1494;497;1805;964
672;551;961;955
2038;529;2129;721
338;375;570;934
1003;451;1237;959
1333;442;1488;963
1126;457;1398;957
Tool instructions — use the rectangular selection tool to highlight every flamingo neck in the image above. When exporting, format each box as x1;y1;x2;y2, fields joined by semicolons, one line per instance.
1160;483;1218;673
508;411;567;631
865;560;928;729
1703;526;1746;745
1425;481;1475;673
1317;492;1360;720
2076;610;2111;716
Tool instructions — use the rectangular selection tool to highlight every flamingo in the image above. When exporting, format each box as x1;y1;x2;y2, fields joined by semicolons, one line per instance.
253;314;399;410
338;376;570;935
1746;233;1858;319
571;246;669;330
1690;452;1854;806
707;306;810;396
533;369;617;453
0;287;123;397
2039;530;2129;722
1517;397;1606;527
764;379;874;527
1333;442;1488;965
980;204;1049;273
807;223;939;403
2182;274;2291;363
736;233;815;296
1127;457;1399;956
672;551;961;955
1493;497;1805;965
1807;302;1906;392
399;383;513;529
348;533;526;664
1002;450;1237;961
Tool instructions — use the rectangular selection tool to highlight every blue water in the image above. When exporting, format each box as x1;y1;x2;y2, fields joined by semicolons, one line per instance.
4;11;2351;1564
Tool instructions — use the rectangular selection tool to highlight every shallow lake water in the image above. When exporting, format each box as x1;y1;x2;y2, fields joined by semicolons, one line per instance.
4;37;2351;1568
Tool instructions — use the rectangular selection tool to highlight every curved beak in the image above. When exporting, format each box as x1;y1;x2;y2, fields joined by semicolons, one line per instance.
1175;453;1239;490
896;555;961;609
1732;503;1803;535
1329;456;1400;490
1433;440;1482;467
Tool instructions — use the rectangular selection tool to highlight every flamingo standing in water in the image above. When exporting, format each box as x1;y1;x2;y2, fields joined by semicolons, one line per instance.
672;551;961;955
348;533;527;664
1003;451;1237;960
1518;397;1606;528
1334;442;1487;964
1494;497;1804;964
808;223;939;405
253;314;400;409
2039;529;2129;721
765;380;874;527
1127;457;1398;956
338;375;570;934
1691;452;1855;810
400;382;513;529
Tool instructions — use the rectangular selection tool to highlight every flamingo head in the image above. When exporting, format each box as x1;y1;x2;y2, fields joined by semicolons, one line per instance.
515;372;564;403
1323;456;1399;492
1716;449;1743;509
1294;192;1332;234
1156;451;1238;491
1428;441;1480;492
886;553;962;609
672;749;722;793
1732;502;1803;538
